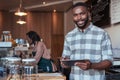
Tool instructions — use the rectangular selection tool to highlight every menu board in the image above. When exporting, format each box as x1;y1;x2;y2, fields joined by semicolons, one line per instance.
111;0;120;24
92;0;110;27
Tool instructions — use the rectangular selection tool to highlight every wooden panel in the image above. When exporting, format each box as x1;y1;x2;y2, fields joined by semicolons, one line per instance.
1;11;14;33
26;12;52;48
51;35;64;67
52;12;64;35
51;12;64;68
0;12;3;34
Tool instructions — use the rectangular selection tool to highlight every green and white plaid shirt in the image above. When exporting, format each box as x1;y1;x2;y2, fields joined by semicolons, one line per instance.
62;23;113;80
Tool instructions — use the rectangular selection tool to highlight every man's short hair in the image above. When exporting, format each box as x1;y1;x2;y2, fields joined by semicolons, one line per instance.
66;2;91;12
72;2;89;9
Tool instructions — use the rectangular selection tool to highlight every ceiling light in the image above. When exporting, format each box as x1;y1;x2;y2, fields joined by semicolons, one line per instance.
16;18;26;25
14;0;27;16
17;20;26;25
43;2;46;5
53;9;56;12
15;9;27;16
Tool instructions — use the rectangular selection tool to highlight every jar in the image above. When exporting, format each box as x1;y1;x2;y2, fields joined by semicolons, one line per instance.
7;57;21;80
2;31;12;42
22;58;38;77
0;57;8;79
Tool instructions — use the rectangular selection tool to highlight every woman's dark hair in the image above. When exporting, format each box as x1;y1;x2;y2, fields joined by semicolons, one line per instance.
26;31;41;45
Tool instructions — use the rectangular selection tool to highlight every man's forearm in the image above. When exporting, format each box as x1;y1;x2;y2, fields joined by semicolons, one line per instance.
90;60;112;70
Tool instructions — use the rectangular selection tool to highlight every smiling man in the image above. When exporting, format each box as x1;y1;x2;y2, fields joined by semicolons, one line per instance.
61;2;113;80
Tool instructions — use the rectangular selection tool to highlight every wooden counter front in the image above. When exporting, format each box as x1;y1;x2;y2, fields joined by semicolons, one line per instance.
7;73;66;80
38;73;66;80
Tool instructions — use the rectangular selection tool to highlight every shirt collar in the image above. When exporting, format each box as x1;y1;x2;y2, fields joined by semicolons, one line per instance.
76;22;93;33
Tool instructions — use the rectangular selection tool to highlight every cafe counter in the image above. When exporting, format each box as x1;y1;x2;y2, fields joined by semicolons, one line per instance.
6;73;66;80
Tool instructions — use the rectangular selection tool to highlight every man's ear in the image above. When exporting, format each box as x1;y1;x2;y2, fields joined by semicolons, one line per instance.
88;12;91;21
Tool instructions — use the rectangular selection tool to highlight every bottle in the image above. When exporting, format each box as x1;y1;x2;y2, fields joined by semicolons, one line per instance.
1;34;5;42
8;31;12;41
2;31;11;42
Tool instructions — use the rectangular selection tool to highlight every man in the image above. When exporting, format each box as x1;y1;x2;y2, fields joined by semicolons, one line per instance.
61;2;113;80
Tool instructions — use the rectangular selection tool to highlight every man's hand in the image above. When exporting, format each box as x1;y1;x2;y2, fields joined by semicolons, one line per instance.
75;60;91;70
60;57;70;68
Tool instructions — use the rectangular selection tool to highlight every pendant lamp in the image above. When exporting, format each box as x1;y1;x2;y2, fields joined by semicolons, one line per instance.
16;17;26;25
15;0;27;16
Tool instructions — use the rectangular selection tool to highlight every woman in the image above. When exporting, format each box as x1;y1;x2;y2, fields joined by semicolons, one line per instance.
26;31;53;72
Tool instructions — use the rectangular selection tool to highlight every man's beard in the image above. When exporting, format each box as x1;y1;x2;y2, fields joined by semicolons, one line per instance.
74;16;89;29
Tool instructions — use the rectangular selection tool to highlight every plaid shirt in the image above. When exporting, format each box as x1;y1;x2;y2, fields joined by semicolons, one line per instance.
62;23;113;80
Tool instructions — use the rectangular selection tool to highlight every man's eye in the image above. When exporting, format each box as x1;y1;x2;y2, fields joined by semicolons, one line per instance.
73;14;77;16
80;12;86;15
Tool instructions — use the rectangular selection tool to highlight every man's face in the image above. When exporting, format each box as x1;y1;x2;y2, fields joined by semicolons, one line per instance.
73;6;90;29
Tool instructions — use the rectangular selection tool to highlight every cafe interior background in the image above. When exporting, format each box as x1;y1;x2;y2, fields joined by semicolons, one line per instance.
0;0;120;69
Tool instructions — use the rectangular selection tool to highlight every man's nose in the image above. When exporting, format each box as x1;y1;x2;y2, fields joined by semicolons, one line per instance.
77;14;82;20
